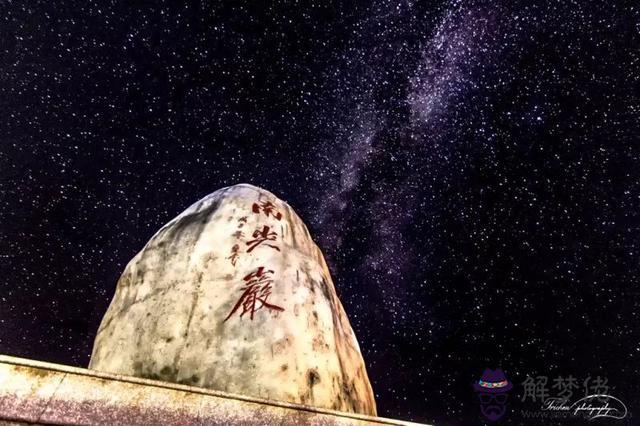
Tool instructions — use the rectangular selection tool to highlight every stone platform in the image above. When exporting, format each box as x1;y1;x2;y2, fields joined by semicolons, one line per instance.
0;355;427;425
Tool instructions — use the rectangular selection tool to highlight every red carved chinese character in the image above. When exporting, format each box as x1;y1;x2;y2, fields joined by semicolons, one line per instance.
246;225;280;253
223;266;284;321
252;201;282;220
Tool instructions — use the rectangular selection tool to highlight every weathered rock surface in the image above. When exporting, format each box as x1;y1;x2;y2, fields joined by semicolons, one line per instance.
89;184;377;415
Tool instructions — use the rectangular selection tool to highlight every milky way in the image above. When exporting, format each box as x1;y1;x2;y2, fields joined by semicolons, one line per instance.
1;1;639;424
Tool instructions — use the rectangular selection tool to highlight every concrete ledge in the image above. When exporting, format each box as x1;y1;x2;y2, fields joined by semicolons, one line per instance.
0;355;427;425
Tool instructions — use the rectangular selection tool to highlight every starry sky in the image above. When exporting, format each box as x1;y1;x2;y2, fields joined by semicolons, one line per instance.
1;1;639;424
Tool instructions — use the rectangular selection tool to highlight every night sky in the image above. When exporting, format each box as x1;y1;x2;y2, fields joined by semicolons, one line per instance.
1;1;639;424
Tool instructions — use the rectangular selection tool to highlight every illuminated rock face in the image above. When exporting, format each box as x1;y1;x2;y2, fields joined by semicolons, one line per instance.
89;184;377;415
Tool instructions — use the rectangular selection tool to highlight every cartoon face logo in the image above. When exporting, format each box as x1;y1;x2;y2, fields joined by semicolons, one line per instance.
473;368;513;422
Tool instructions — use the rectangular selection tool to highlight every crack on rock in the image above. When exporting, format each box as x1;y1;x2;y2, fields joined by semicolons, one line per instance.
35;372;66;422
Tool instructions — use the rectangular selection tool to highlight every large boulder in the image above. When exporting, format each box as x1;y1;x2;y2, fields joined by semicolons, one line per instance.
89;184;377;415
